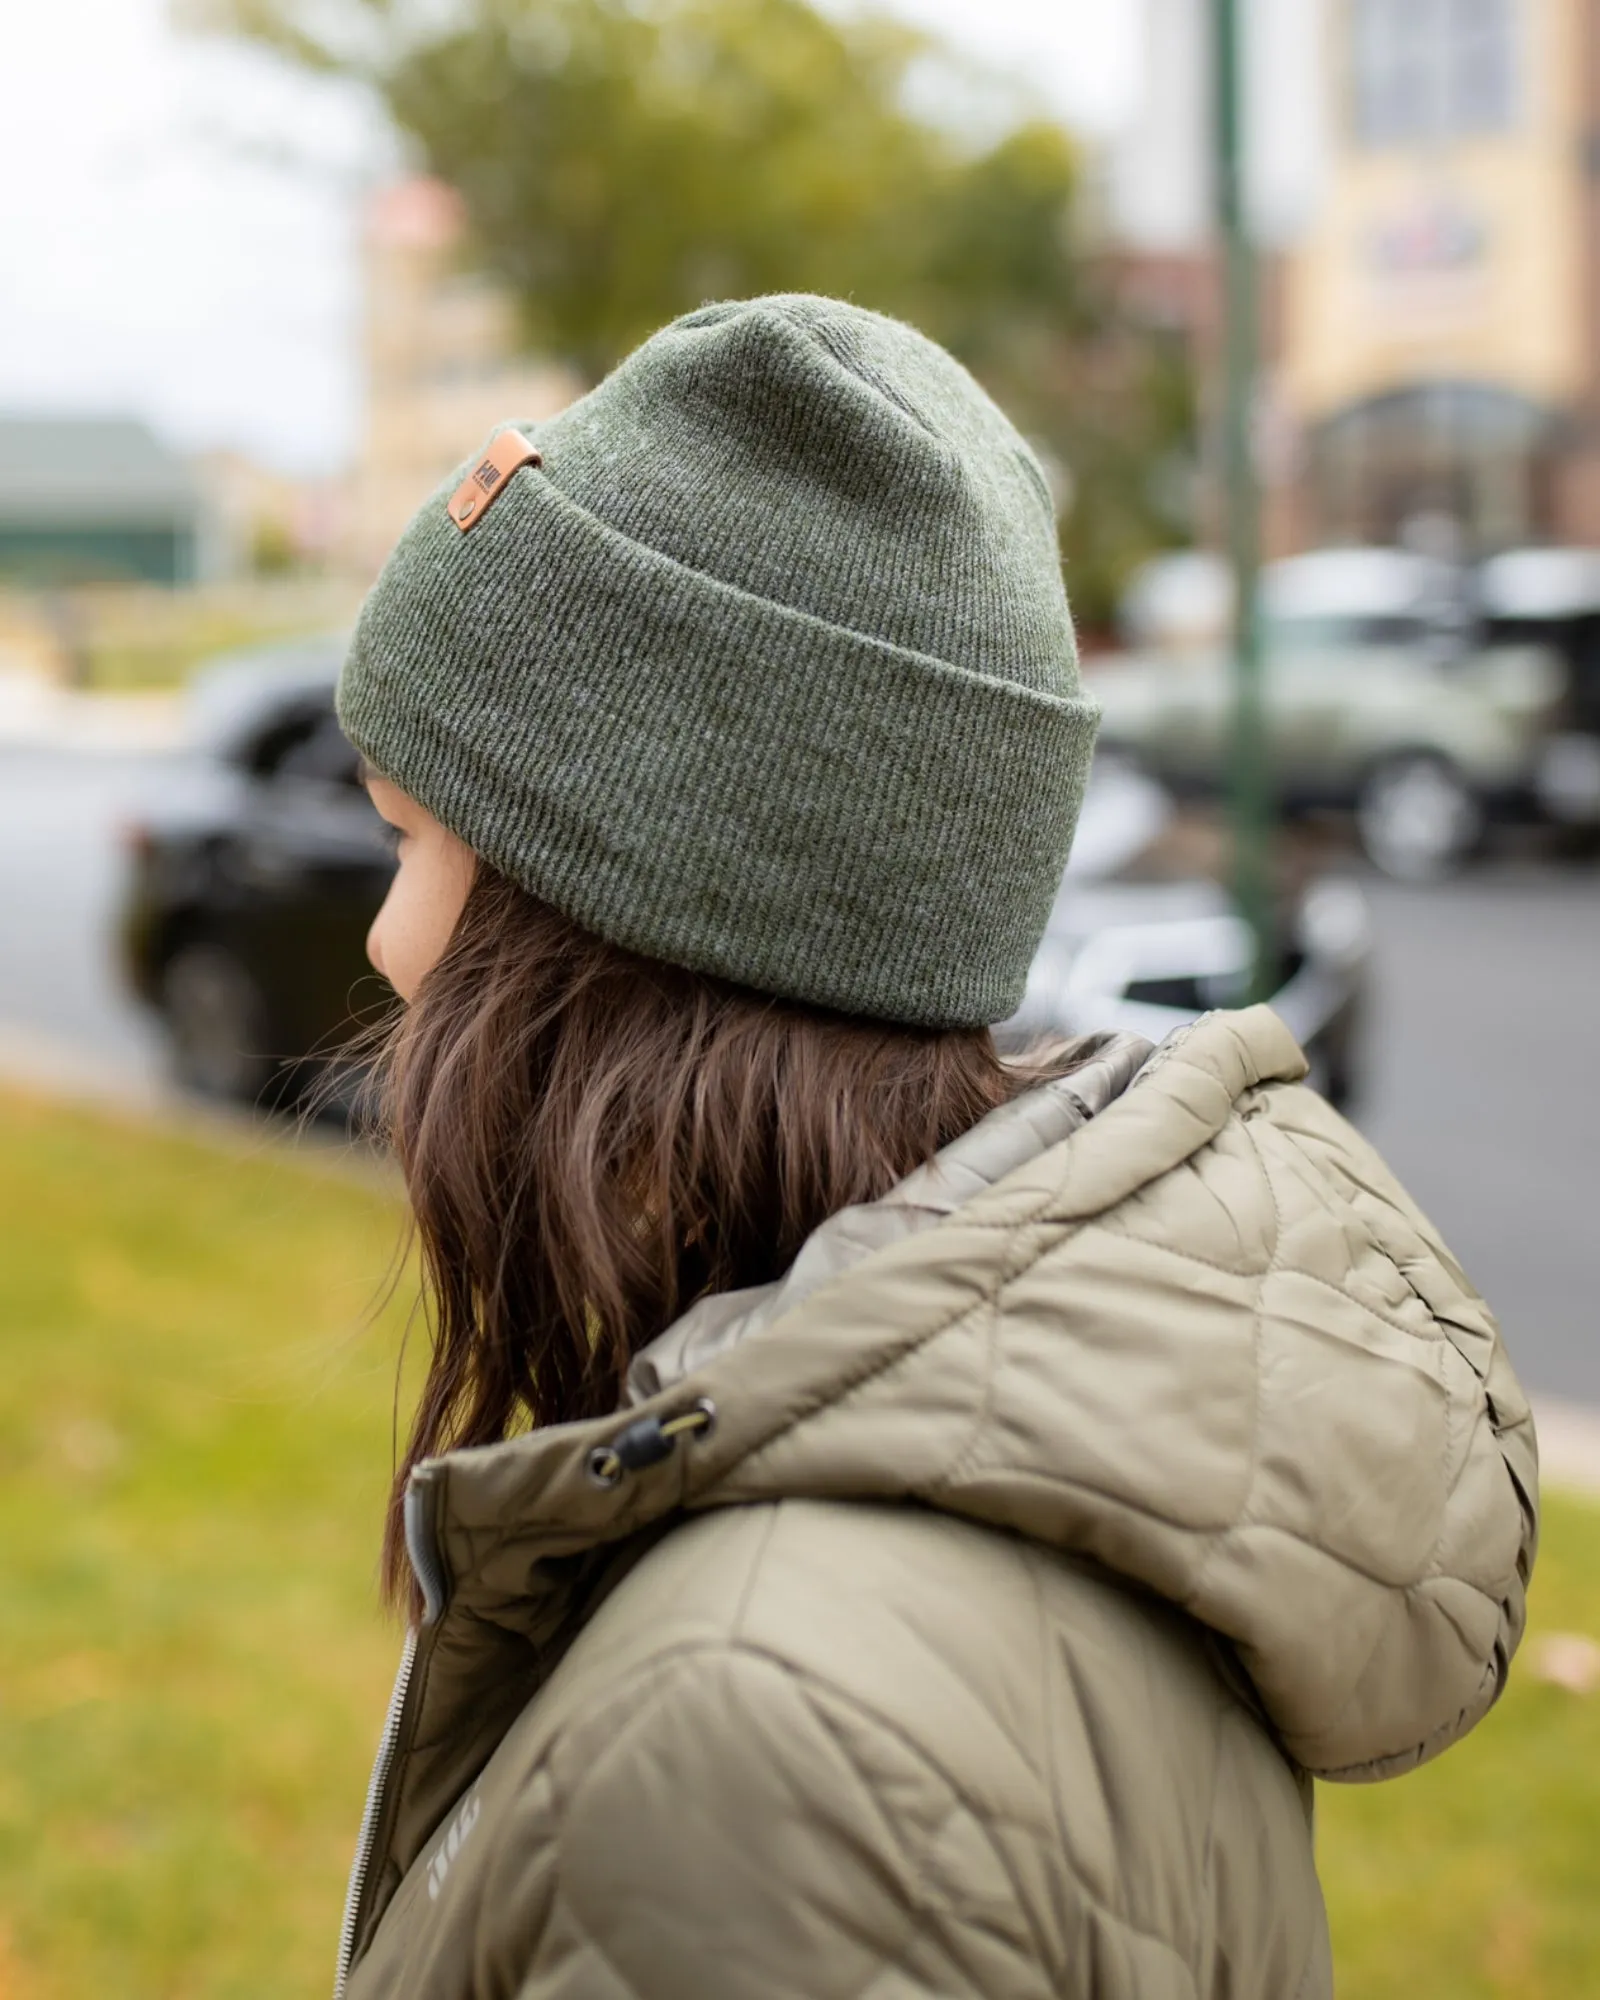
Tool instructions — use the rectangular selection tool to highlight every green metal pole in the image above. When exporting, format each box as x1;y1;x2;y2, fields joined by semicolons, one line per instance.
1212;0;1274;1002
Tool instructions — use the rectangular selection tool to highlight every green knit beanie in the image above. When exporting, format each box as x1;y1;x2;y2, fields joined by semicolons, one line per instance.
338;294;1097;1027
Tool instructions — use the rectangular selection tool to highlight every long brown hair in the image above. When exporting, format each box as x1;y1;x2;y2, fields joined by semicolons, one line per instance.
373;864;1072;1607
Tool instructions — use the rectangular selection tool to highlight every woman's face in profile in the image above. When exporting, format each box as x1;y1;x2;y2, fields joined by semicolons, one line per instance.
361;774;477;1001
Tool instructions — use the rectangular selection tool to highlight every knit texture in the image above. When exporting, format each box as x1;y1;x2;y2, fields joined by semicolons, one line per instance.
338;294;1097;1026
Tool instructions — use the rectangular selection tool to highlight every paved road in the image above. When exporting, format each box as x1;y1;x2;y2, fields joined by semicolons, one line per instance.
0;746;165;1082
1358;866;1600;1399
1;743;1596;1398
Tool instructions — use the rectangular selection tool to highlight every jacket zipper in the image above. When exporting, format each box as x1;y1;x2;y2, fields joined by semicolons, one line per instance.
332;1625;418;2000
331;1468;448;2000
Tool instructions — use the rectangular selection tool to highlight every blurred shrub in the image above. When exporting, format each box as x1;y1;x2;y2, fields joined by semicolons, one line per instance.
248;515;300;579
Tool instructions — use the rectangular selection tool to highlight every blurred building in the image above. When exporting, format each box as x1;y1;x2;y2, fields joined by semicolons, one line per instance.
1283;0;1600;551
0;416;202;585
348;180;580;577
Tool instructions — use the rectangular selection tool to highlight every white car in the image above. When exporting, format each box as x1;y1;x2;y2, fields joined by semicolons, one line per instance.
1097;549;1574;881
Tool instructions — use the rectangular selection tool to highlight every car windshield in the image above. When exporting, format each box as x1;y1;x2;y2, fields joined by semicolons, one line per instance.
183;637;348;761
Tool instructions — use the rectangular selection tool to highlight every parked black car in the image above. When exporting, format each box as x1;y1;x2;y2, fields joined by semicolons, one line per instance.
120;644;1370;1110
1477;548;1600;839
118;638;396;1105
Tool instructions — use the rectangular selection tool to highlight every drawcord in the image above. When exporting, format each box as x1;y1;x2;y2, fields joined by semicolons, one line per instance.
586;1398;717;1488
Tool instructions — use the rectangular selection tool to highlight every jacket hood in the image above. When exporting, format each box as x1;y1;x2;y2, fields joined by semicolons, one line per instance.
406;1006;1536;1789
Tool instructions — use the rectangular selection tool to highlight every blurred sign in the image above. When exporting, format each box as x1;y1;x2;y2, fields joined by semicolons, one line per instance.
1362;188;1491;329
1367;191;1489;277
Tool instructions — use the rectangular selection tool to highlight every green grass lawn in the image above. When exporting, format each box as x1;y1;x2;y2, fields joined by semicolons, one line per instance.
0;1091;410;2000
1;1085;1596;1997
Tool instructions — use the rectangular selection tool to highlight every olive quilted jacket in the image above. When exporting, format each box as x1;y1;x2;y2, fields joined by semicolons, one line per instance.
337;1007;1537;2000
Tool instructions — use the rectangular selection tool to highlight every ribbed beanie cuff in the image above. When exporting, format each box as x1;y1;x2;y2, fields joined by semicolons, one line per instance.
340;296;1098;1027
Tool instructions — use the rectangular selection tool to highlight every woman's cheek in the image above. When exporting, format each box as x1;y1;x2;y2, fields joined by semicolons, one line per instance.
367;842;475;1001
365;904;390;984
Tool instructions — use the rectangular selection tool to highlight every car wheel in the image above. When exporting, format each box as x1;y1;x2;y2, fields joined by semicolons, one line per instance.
159;941;277;1103
1356;755;1484;882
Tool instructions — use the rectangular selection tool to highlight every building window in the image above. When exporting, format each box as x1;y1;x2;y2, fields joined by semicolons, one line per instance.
1352;0;1517;146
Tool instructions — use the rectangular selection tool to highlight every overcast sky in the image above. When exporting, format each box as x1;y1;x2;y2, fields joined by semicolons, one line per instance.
0;0;1144;476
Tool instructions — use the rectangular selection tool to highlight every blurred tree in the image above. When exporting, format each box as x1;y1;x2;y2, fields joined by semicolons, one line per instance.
201;0;1195;625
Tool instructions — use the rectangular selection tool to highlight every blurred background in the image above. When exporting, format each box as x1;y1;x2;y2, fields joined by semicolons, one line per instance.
2;2;1598;1994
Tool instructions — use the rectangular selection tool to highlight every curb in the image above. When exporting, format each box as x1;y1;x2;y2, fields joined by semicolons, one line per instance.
1530;1398;1600;1501
0;1022;166;1115
0;673;183;756
0;1022;397;1192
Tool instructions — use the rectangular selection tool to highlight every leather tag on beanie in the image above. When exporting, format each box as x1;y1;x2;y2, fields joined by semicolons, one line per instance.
449;431;543;532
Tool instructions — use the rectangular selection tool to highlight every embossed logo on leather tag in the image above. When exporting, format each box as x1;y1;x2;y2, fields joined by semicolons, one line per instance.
449;430;543;532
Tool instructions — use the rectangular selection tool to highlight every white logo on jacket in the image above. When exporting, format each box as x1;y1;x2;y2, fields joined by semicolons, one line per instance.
426;1792;482;1902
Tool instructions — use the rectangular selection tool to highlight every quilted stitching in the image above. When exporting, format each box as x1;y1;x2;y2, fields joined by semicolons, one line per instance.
698;1059;1530;1778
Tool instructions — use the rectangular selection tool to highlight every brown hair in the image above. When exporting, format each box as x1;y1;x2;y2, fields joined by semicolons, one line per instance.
373;865;1075;1608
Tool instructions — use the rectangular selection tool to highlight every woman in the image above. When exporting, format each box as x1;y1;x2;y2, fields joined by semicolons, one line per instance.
332;296;1537;1999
